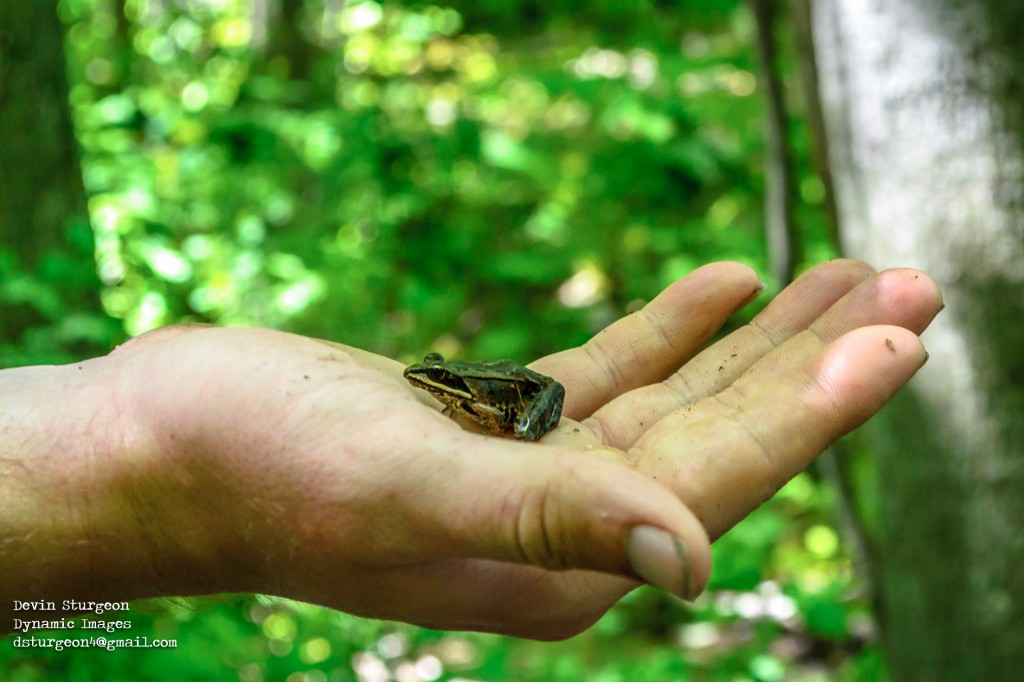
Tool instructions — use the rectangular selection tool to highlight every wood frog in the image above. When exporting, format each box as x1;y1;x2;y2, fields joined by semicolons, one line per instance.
403;353;565;441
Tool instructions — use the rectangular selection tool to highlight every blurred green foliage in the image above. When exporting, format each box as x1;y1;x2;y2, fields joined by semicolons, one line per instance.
0;218;123;364
56;0;794;358
1;0;871;680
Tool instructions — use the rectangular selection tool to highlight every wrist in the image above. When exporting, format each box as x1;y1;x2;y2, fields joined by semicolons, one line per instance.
0;359;147;626
0;352;246;630
106;334;268;597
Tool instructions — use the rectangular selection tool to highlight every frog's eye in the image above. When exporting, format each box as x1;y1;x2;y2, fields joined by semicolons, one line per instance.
426;365;446;381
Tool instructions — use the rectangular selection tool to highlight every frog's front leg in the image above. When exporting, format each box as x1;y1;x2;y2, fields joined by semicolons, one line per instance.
514;381;565;441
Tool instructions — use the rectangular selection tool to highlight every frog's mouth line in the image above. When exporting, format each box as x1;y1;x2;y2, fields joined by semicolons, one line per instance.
404;374;472;400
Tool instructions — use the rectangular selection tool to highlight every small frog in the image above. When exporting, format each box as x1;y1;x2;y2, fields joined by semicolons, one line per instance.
403;353;565;441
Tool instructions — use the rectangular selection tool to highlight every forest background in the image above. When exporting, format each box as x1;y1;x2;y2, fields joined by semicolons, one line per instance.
2;0;906;680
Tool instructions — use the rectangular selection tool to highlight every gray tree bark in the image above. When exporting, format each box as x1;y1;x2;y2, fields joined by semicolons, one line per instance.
813;2;1024;680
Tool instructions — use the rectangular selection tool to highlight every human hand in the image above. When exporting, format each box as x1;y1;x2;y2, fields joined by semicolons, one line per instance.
101;318;713;639
0;260;941;640
535;259;941;541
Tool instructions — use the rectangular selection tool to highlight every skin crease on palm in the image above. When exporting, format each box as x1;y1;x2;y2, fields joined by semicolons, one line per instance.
0;259;942;640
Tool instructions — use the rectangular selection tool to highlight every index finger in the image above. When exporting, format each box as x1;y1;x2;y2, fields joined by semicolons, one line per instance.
533;262;763;420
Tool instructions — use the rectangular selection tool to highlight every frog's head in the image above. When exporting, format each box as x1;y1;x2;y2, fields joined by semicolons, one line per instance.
403;353;472;400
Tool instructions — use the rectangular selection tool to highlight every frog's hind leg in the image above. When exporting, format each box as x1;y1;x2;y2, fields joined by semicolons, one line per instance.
514;382;565;441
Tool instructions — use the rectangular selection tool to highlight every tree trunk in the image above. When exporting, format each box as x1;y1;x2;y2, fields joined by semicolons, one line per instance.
812;2;1024;680
0;0;91;350
267;0;319;82
0;0;87;265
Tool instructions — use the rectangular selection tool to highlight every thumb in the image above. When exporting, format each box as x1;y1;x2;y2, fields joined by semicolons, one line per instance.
420;435;712;600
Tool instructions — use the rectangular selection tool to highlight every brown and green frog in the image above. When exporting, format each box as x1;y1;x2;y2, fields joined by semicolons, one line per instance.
403;353;564;441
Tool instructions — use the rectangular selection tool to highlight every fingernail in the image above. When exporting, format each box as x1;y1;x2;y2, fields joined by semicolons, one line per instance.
627;525;696;599
734;280;767;312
